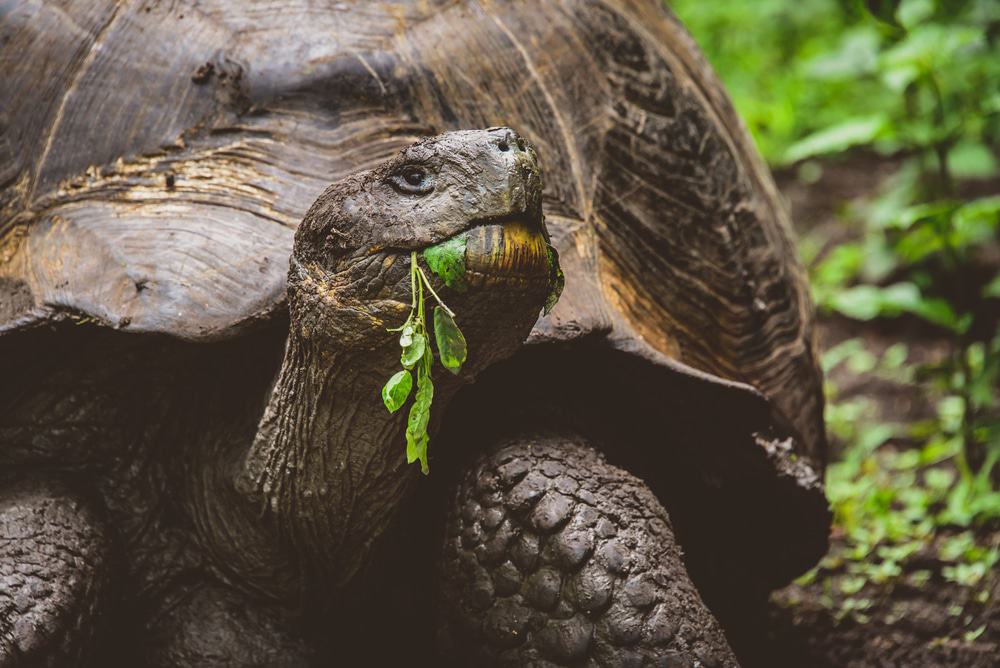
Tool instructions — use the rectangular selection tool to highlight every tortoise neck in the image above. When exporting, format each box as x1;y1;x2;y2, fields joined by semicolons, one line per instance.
238;329;414;590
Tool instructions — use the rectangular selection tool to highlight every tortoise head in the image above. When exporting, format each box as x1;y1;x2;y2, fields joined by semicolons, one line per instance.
288;127;560;374
241;129;561;591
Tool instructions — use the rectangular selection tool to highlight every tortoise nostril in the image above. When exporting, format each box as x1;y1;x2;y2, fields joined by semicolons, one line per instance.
498;139;510;152
516;137;525;151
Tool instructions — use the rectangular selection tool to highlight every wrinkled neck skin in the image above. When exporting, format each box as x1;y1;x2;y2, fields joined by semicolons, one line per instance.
191;128;552;607
231;257;453;602
246;335;410;587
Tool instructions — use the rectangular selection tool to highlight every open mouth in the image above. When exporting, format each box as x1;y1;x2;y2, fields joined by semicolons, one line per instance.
422;211;554;291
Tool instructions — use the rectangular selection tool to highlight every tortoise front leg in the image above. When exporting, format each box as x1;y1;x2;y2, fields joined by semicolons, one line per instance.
437;436;738;667
0;479;113;667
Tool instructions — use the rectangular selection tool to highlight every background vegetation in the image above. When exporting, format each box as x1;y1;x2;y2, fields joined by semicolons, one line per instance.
671;0;999;641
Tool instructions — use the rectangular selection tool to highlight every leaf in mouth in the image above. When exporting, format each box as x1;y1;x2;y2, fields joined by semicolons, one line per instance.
383;234;562;472
423;233;469;292
381;251;469;475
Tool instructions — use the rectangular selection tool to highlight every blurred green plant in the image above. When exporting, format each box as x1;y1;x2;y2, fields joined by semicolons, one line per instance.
797;339;1000;622
668;0;862;161
672;0;1000;620
670;0;1000;165
676;0;1000;491
797;0;1000;485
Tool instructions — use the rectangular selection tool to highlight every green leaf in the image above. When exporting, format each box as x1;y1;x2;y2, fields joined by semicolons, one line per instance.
881;342;909;370
880;62;919;93
821;338;866;374
874;281;922;311
829;285;884;320
812;243;864;289
398;323;414;347
829;282;963;331
908;298;964;331
951;211;998;253
783;115;888;163
433;307;467;375
381;370;413;413
406;371;434;474
400;332;426;369
423;233;469;292
949;142;999;179
405;428;427;469
893;224;944;264
963;625;987;643
839;575;866;595
986;92;1000;115
886;202;953;230
881;25;982;72
954;196;1000;232
896;0;934;29
856;424;896;453
879;282;962;330
806;26;882;80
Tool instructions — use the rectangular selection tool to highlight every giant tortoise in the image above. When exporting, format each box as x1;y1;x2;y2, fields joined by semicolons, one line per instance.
0;1;829;665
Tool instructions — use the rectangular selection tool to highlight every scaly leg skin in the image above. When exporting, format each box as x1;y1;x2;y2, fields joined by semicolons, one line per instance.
142;580;313;668
0;480;112;667
438;436;739;667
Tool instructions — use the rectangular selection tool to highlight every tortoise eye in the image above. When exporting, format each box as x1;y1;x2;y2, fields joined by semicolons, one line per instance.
390;165;433;195
403;167;424;185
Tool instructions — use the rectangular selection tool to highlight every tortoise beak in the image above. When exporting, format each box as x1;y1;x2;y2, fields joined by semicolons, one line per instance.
464;133;548;286
420;128;559;296
463;213;551;286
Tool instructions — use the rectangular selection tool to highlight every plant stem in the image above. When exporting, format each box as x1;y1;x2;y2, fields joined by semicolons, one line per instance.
921;71;985;478
417;260;425;324
926;73;954;198
415;265;456;317
410;251;418;310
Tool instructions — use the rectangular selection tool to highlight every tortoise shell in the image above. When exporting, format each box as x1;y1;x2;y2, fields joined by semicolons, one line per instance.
0;0;828;589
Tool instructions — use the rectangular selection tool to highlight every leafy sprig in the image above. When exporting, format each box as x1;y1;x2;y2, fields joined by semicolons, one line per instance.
381;251;467;474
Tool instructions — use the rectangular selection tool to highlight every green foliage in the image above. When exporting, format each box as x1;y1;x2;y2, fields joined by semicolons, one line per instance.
383;231;561;472
669;0;868;162
784;0;1000;485
406;353;434;474
671;0;1000;165
433;307;467;375
382;252;468;474
811;190;999;488
381;370;412;413
800;341;999;618
423;233;469;292
825;282;962;329
812;290;1000;612
673;0;1000;614
400;330;427;369
785;116;888;164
